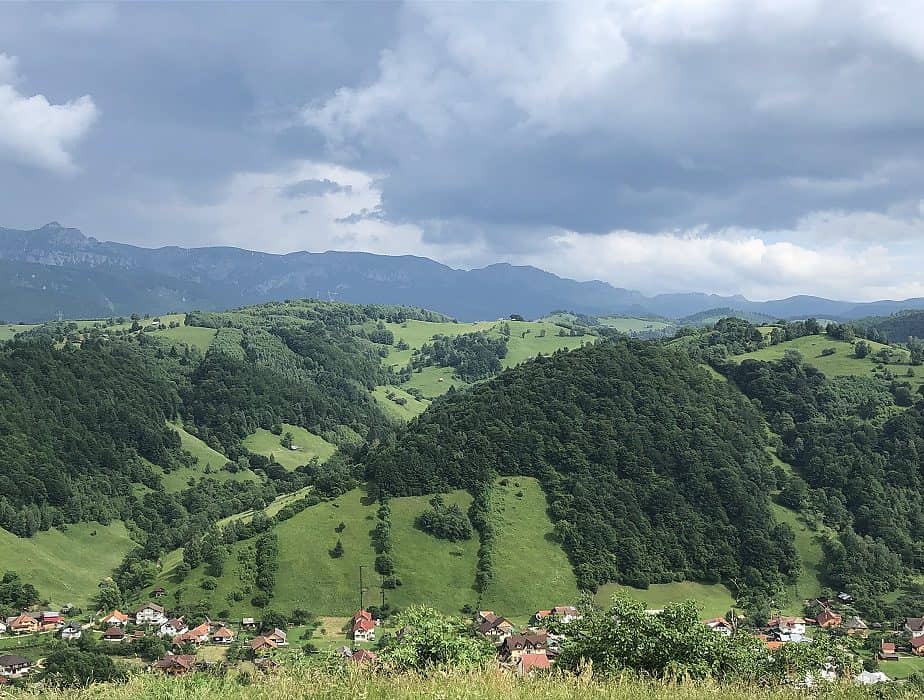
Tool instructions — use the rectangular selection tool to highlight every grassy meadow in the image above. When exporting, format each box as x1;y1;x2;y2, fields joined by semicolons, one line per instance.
17;666;909;700
735;333;922;390
594;581;736;619
769;503;827;613
372;385;431;421
373;318;591;409
155;424;258;492
0;323;37;340
243;424;337;471
479;477;580;622
151;324;217;353
0;521;135;606
596;316;674;333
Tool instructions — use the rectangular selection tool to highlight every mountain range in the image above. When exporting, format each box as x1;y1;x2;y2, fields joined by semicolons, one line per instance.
2;222;924;323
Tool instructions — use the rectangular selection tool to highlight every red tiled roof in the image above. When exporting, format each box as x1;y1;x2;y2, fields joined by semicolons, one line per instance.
519;653;550;672
350;649;377;663
353;618;375;633
911;637;924;649
353;609;373;622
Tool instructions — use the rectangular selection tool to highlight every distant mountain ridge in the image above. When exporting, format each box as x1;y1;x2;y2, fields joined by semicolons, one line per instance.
2;222;924;323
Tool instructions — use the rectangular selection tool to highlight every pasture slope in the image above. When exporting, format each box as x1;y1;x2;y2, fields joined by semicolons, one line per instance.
371;318;591;416
154;423;259;492
0;522;135;607
479;477;580;623
735;332;923;391
242;423;337;471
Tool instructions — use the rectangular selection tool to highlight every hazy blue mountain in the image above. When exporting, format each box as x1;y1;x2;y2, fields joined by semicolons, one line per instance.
3;222;924;323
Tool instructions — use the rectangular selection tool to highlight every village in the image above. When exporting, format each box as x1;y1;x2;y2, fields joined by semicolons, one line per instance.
4;586;924;687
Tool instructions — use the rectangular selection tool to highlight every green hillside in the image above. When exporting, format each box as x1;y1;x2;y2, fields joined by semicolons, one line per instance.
243;424;337;471
0;521;135;606
0;323;37;340
151;323;217;353
155;423;259;492
735;332;921;389
374;318;590;412
770;503;827;613
594;581;736;618
479;477;580;621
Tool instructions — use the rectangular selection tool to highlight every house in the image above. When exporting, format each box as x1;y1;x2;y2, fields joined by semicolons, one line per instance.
350;649;377;664
702;617;734;636
768;616;806;636
815;609;842;629
211;626;235;644
60;622;83;641
352;617;376;642
151;587;166;598
242;617;257;631
476;611;497;624
40;611;63;630
6;614;39;635
153;654;197;675
517;653;551;676
159;618;188;638
101;610;128;627
500;633;547;662
0;655;31;678
353;609;373;623
266;628;288;646
173;623;210;647
251;636;278;654
134;602;167;626
478;616;516;641
836;592;854;604
905;617;924;638
879;640;900;661
843;616;868;637
102;626;126;643
911;636;924;656
548;606;581;623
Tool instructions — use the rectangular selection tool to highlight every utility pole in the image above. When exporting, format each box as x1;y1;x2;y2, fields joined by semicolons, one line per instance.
359;565;366;612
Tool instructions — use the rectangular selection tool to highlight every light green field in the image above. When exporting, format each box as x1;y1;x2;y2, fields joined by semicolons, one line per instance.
770;503;827;614
379;319;589;402
152;324;217;353
0;323;37;340
386;490;479;613
243;424;337;471
479;478;580;621
372;385;431;421
0;521;135;606
596;316;673;333
880;655;924;680
156;424;258;492
736;334;921;389
595;581;736;618
219;486;315;527
152;488;485;617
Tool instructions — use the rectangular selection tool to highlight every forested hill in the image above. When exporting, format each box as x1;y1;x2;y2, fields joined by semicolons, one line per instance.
366;340;799;595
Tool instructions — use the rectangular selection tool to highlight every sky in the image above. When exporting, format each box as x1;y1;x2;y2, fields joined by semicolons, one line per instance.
1;1;924;301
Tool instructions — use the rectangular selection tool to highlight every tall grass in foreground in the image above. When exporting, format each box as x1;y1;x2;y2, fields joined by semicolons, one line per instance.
12;668;919;700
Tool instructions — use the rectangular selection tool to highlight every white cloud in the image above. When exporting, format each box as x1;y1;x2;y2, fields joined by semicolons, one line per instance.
130;159;480;264
0;53;98;173
520;214;924;302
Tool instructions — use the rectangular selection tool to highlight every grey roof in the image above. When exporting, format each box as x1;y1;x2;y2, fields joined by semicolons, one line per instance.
0;655;30;666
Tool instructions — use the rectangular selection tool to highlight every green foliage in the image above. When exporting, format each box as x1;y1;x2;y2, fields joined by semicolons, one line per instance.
726;352;924;604
411;332;509;381
0;340;181;535
378;606;495;670
0;571;40;615
414;495;473;542
370;341;797;594
41;645;125;687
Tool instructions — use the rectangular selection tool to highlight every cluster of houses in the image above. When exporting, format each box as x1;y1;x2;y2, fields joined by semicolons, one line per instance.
97;602;238;650
1;610;65;635
471;606;583;676
877;617;924;661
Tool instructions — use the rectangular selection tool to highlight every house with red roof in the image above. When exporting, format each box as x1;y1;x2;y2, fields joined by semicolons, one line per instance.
879;640;900;661
352;617;376;642
153;654;197;675
517;653;550;676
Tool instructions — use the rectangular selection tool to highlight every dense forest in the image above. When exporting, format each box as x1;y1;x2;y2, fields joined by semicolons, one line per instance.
724;353;924;601
410;331;509;381
367;340;799;595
